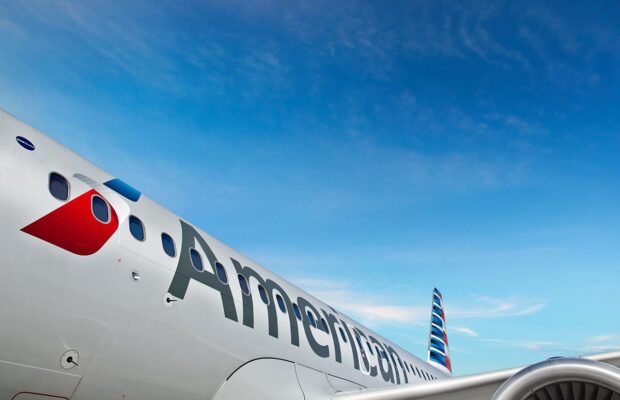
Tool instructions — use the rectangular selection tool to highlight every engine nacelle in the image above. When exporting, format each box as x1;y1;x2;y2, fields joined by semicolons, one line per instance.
492;357;620;400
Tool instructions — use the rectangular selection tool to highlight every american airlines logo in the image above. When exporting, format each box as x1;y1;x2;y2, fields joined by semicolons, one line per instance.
21;189;119;256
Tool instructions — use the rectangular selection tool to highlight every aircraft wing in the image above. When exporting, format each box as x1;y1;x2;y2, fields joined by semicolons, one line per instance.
333;351;620;400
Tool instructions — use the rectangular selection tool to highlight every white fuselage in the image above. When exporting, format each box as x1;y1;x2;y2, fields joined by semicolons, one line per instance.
0;110;445;400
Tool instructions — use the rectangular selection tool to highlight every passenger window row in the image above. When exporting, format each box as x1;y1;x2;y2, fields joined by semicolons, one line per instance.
175;239;438;379
48;176;341;333
47;173;180;259
48;173;437;380
189;247;439;379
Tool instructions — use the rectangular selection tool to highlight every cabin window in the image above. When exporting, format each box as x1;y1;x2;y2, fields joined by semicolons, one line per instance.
161;233;176;257
258;285;269;304
215;262;228;284
339;327;348;343
293;303;302;320
129;215;145;241
103;178;141;202
319;318;329;333
355;334;363;349
307;311;317;327
276;294;286;313
189;248;203;272
238;274;250;295
49;173;69;201
390;354;399;371
91;195;110;223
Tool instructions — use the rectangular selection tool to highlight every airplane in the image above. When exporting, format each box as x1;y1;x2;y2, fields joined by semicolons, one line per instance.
0;108;619;400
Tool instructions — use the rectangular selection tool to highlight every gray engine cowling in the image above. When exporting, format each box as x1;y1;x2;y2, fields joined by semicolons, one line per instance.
492;357;620;400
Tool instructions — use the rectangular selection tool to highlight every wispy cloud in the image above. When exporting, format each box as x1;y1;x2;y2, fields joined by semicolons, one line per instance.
582;334;620;353
588;334;620;343
484;338;557;351
453;326;479;337
483;334;620;355
583;345;620;353
450;295;547;318
290;278;429;325
521;341;556;351
290;277;546;328
3;0;292;98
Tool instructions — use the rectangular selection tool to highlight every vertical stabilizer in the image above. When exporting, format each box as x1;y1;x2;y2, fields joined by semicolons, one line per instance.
427;288;452;375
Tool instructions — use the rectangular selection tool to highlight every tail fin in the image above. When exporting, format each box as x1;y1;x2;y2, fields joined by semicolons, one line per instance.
427;288;452;375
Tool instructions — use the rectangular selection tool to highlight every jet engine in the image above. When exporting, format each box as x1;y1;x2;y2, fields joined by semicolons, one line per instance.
492;357;620;400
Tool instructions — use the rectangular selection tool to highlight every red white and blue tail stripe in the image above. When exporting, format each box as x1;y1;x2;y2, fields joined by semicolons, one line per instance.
427;288;452;375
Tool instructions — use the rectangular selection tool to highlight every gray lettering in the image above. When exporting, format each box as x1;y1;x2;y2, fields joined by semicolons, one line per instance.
168;220;238;322
370;336;393;383
321;310;342;363
298;297;329;358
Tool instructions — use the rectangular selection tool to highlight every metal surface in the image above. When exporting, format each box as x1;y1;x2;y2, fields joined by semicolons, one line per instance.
213;359;305;400
492;358;620;400
334;355;620;400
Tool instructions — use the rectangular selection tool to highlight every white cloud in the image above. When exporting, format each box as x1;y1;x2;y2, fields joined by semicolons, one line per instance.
522;341;556;351
351;306;428;325
453;326;479;337
481;334;620;355
484;338;557;351
290;277;546;328
582;334;620;353
291;277;428;325
587;334;620;343
583;345;620;353
450;295;547;319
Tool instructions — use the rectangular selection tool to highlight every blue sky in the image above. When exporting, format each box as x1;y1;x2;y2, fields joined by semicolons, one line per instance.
1;0;619;375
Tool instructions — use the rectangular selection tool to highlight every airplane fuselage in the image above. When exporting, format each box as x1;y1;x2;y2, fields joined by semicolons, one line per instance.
0;110;445;400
